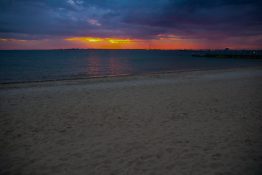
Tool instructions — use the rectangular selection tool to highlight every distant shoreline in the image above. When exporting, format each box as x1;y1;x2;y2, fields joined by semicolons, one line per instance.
192;54;262;59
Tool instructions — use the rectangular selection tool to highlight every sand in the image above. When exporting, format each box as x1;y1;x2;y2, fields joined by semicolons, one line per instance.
1;68;262;175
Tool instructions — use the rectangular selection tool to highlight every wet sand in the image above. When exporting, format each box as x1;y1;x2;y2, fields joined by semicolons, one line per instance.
1;68;262;175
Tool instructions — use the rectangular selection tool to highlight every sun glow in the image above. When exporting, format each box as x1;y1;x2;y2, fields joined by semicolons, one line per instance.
108;39;131;44
64;37;137;49
86;38;102;42
65;37;133;44
64;36;203;49
65;37;102;42
0;36;207;50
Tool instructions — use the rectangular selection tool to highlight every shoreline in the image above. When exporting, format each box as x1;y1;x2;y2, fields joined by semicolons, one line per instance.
1;66;262;88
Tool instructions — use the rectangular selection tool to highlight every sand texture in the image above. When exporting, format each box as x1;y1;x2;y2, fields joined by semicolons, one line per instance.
1;68;262;175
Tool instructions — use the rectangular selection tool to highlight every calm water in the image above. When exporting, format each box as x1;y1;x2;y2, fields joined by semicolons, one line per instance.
0;50;262;83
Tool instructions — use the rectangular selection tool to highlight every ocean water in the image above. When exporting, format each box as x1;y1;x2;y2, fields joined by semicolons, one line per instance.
0;50;262;83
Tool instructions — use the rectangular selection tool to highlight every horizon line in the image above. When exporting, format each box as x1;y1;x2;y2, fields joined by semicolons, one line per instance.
1;48;262;51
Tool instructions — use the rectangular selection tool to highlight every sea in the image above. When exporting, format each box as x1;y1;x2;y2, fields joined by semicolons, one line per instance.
0;49;262;83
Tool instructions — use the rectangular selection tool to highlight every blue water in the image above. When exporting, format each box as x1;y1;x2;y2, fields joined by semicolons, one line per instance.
0;50;262;83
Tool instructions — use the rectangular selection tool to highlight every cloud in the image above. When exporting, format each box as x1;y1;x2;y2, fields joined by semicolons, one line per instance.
87;19;101;26
0;0;261;48
123;0;262;38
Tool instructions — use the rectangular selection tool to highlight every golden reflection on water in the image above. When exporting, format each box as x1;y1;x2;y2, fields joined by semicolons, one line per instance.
87;56;101;76
87;56;132;77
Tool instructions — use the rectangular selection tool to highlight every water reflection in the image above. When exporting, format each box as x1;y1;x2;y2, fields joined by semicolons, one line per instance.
86;54;133;77
108;57;132;76
86;55;101;77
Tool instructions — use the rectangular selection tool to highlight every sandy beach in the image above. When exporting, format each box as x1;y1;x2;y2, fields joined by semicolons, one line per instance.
1;68;262;175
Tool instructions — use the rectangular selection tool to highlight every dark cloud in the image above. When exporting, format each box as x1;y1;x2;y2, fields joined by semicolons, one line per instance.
124;0;262;39
0;0;261;44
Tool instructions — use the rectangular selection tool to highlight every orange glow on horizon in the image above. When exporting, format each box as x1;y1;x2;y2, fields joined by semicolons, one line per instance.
66;37;103;42
65;37;138;49
64;36;202;50
1;35;261;50
65;37;133;44
108;39;131;44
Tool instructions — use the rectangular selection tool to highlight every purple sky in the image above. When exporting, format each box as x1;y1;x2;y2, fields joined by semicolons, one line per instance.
0;0;262;49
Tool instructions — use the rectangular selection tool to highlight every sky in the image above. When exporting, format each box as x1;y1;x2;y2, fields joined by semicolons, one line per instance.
0;0;262;50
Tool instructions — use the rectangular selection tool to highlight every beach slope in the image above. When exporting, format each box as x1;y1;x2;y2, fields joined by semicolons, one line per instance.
1;68;262;175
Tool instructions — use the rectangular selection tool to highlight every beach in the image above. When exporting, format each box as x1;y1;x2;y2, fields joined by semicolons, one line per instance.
1;67;262;175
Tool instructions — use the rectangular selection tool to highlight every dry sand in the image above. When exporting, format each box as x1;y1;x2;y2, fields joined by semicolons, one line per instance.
1;68;262;175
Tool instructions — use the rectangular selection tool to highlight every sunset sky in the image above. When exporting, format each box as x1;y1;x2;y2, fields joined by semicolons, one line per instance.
0;0;261;50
